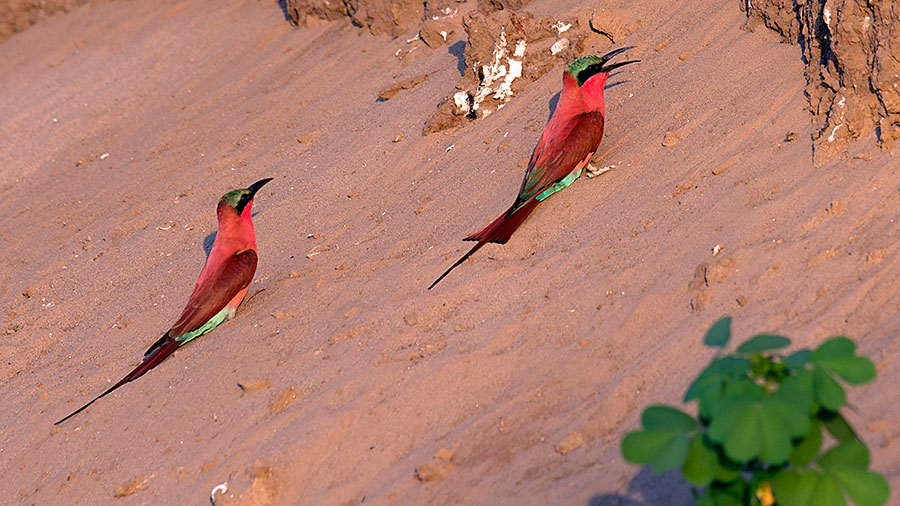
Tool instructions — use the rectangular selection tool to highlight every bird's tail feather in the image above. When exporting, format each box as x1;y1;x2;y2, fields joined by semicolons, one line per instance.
429;198;540;290
428;239;488;290
55;338;180;425
144;331;171;359
464;198;540;245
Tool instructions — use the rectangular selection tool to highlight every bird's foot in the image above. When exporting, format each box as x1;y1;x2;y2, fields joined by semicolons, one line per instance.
585;162;616;178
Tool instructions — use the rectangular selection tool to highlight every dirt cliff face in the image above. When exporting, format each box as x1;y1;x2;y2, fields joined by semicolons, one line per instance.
421;6;641;135
0;0;95;42
284;0;639;135
283;0;491;37
422;10;589;134
744;0;900;163
285;0;428;37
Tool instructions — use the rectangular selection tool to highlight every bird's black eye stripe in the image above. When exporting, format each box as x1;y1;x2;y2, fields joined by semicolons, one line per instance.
235;193;252;214
577;62;606;86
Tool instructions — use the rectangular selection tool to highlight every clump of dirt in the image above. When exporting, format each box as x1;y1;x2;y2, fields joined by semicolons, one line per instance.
377;74;428;100
422;10;589;135
285;0;426;37
425;0;463;20
475;0;532;13
283;0;347;27
742;0;800;40
414;447;457;482
0;0;95;42
743;0;900;163
113;475;148;498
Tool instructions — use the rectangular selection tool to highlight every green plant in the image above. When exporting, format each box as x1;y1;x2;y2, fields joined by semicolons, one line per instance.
621;317;890;506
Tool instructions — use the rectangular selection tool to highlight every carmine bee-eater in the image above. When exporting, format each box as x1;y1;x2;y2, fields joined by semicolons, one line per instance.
429;48;639;289
55;178;273;425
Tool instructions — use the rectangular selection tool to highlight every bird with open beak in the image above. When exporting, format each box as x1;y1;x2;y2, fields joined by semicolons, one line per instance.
430;47;639;289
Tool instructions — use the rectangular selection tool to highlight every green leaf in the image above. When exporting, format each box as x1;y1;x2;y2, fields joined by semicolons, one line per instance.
696;389;725;421
694;497;716;506
621;429;689;473
718;402;762;462
707;393;808;465
682;436;717;486
684;367;718;401
766;399;811;438
697;377;763;421
785;350;812;370
758;405;793;464
685;356;753;404
772;469;818;506
648;432;690;474
641;405;697;431
811;337;876;384
810;473;847;506
819;441;869;470
773;374;814;416
737;334;791;353
684;369;724;404
759;394;810;464
820;411;859;444
707;397;751;442
715;356;753;379
830;467;890;506
708;479;748;506
714;459;743;483
789;420;822;468
813;367;846;410
692;371;758;421
724;376;766;399
820;356;876;385
622;429;666;464
813;337;855;360
705;317;732;348
787;442;891;506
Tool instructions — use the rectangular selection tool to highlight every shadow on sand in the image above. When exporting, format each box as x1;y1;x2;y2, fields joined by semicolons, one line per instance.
587;468;694;506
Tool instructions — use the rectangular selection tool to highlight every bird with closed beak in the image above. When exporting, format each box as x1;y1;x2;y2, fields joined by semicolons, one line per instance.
56;177;273;425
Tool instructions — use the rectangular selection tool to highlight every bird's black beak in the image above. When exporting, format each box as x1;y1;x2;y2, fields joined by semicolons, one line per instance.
247;177;274;198
599;46;640;73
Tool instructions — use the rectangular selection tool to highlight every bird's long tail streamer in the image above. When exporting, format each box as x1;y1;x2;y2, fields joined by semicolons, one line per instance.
55;337;180;425
429;198;540;289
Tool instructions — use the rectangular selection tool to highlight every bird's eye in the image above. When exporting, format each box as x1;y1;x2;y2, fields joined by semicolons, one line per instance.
577;63;606;85
235;193;252;214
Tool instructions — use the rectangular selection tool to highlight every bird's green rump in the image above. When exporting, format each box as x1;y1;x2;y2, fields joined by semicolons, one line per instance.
174;306;235;344
535;167;584;202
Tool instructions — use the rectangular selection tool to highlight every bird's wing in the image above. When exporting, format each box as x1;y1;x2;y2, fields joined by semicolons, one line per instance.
516;111;605;205
167;248;258;340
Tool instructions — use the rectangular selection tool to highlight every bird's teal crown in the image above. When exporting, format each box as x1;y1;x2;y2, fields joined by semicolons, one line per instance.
566;55;606;87
218;178;273;215
220;188;250;208
219;188;254;215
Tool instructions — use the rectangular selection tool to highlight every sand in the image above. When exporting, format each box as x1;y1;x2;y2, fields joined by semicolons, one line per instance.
1;0;898;504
